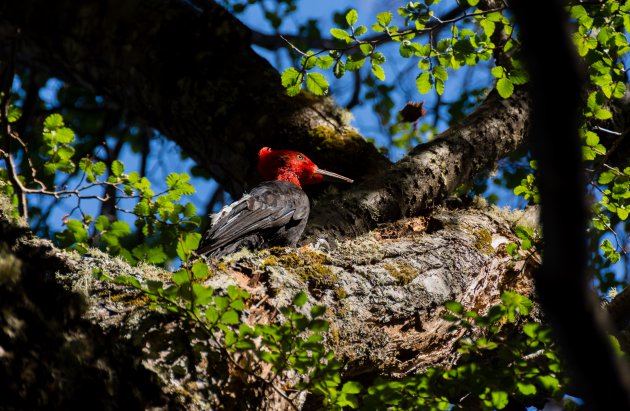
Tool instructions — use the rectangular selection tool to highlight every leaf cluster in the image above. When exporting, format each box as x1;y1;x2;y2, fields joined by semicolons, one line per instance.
361;292;569;411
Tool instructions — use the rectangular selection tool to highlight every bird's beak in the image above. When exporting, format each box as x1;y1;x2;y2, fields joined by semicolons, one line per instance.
314;168;354;183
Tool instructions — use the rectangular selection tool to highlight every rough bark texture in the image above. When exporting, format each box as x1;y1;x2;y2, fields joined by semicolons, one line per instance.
0;0;530;242
0;0;387;197
304;90;529;242
0;194;539;410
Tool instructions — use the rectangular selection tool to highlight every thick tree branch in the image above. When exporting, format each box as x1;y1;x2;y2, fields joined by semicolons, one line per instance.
0;0;387;197
512;0;630;408
0;191;538;409
0;0;533;241
305;89;529;241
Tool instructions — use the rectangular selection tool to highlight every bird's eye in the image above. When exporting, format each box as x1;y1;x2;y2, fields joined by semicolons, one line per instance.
297;154;304;160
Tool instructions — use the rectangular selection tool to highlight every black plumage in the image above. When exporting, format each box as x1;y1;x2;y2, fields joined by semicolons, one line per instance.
197;181;310;257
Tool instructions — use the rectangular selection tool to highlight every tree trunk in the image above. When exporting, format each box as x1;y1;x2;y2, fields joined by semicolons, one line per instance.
0;194;538;410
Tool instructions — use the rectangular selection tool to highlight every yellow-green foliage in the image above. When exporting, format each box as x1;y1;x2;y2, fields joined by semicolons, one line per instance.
384;261;418;285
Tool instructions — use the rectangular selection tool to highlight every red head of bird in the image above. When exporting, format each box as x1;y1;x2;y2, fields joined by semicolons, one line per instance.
257;147;353;188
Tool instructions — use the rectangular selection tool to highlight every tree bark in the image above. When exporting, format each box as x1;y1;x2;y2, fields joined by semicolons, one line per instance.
0;194;538;410
0;0;529;241
0;0;387;198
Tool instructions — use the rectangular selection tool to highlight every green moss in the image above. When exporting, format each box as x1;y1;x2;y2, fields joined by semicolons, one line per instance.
473;228;494;255
110;292;150;307
215;261;229;272
308;125;363;150
0;247;22;285
328;322;341;346
260;247;336;289
384;262;418;285
335;287;347;300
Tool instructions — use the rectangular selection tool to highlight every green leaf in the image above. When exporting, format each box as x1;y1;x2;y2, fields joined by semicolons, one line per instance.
594;109;612;120
172;269;190;285
230;299;245;311
436;78;446;95
341;381;362;394
301;52;316;70
432;65;448;81
371;64;385;81
496;78;514;98
146;246;167;264
205;306;219;323
316;56;334;69
114;275;141;289
491;66;504;78
214;296;229;311
333;60;346;78
360;43;372;55
44;113;64;130
57;145;75;160
192;260;209;279
305;72;329;96
517;382;537;396
480;19;495;37
354;25;367;37
570;5;587;19
445;300;464;314
491;391;509;409
93;161;106;176
371;52;386;65
286;83;301;97
293;291;308;307
111;160;124;177
506;242;518;256
7;105;21;123
309;319;329;332
221;309;240;325
584;131;599;147
177;232;202;260
346;9;358;26
311;305;326;317
56;128;75;144
537;375;560;391
281;67;300;87
95;215;110;231
66;219;88;243
330;28;352;43
377;12;392;26
183;202;196;218
416;72;433;94
346;55;366;71
192;283;214;305
598;170;616;185
110;221;131;237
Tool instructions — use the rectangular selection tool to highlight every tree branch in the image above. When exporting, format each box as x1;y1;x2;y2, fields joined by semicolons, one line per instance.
0;0;530;242
305;89;529;241
0;0;387;197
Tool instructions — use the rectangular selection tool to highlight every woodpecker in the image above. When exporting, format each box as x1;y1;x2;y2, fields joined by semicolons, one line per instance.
197;147;353;257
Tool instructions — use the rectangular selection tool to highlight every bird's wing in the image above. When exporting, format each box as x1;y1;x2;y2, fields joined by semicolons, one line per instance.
198;183;301;255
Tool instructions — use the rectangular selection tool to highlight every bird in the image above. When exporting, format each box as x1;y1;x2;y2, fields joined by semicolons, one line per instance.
196;147;353;257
